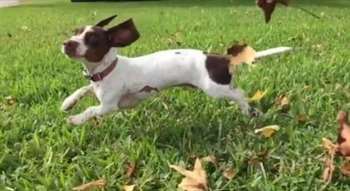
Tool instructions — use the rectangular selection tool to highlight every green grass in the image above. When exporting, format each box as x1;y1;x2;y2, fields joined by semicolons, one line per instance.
1;0;350;190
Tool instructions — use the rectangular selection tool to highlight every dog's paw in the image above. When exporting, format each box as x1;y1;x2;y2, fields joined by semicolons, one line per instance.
61;97;77;112
249;107;263;118
67;115;84;125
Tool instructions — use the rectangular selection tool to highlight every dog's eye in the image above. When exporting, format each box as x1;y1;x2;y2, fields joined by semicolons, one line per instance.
87;35;99;46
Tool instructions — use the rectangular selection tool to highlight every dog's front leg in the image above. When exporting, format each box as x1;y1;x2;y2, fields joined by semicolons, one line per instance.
61;85;93;111
67;103;118;125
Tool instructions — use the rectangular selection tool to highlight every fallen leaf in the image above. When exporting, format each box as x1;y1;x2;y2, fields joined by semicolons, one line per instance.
254;125;280;138
126;162;136;178
227;43;256;73
340;162;350;176
256;0;289;23
5;96;16;106
170;158;208;191
276;95;290;111
321;137;337;183
250;90;267;102
73;179;106;191
322;138;338;156
227;43;256;65
21;25;29;31
337;111;350;157
201;155;217;166
123;184;136;191
222;167;236;180
296;114;308;124
322;158;335;184
90;116;103;128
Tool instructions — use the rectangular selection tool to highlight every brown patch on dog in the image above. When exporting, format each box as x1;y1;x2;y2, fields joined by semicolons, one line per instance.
139;86;159;93
107;19;140;47
118;93;139;108
227;43;247;56
205;55;232;85
84;27;110;62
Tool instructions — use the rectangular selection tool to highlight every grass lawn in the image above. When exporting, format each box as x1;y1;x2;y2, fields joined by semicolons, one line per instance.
1;0;350;190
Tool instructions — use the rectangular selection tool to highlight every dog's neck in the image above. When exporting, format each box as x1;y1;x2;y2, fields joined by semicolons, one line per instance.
83;48;118;75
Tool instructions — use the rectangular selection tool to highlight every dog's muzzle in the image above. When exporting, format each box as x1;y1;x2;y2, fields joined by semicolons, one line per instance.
63;40;79;58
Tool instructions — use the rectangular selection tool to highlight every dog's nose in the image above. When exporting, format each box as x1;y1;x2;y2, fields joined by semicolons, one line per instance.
63;40;79;57
64;40;78;49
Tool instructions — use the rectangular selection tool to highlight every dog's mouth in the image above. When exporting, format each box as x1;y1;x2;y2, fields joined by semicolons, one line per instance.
62;46;83;59
62;40;84;59
65;51;84;59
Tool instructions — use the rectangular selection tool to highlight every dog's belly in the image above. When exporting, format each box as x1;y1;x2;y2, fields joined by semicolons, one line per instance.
118;91;155;109
118;93;140;108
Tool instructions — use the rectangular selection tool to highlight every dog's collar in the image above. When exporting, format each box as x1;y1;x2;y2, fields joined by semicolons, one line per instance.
84;58;118;82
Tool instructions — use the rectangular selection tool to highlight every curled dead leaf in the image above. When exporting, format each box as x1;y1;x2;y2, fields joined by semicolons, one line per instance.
296;114;308;124
201;155;217;166
254;125;280;138
250;90;267;102
170;158;208;191
256;0;289;23
123;184;136;191
126;162;136;178
322;158;335;184
226;43;257;74
340;162;350;176
322;138;338;155
222;167;236;180
72;179;106;191
276;95;290;111
5;96;16;106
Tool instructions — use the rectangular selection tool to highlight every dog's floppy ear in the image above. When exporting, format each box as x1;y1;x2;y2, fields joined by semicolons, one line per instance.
95;15;117;27
107;19;140;47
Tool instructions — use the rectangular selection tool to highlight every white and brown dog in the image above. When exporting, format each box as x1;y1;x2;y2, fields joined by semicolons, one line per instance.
61;15;291;125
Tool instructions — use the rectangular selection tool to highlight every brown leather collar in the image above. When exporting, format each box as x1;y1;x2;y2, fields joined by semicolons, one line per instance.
85;58;118;82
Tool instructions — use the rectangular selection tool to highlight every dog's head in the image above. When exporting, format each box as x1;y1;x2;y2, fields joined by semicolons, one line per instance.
62;15;139;63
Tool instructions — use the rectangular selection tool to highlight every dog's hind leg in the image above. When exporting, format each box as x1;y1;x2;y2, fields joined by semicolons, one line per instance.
61;84;93;111
201;82;260;117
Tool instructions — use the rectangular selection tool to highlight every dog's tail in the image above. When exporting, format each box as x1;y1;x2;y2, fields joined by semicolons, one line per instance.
255;47;293;59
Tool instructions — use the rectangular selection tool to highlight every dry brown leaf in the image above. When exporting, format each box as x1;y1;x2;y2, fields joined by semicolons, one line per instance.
170;158;208;191
337;111;350;157
126;162;136;178
201;155;217;166
256;0;289;23
5;96;16;105
250;90;267;102
276;95;290;111
227;43;256;74
322;138;338;155
72;179;106;191
296;114;308;124
123;184;136;191
322;158;335;183
254;125;280;138
222;167;236;180
321;138;336;183
340;162;350;176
